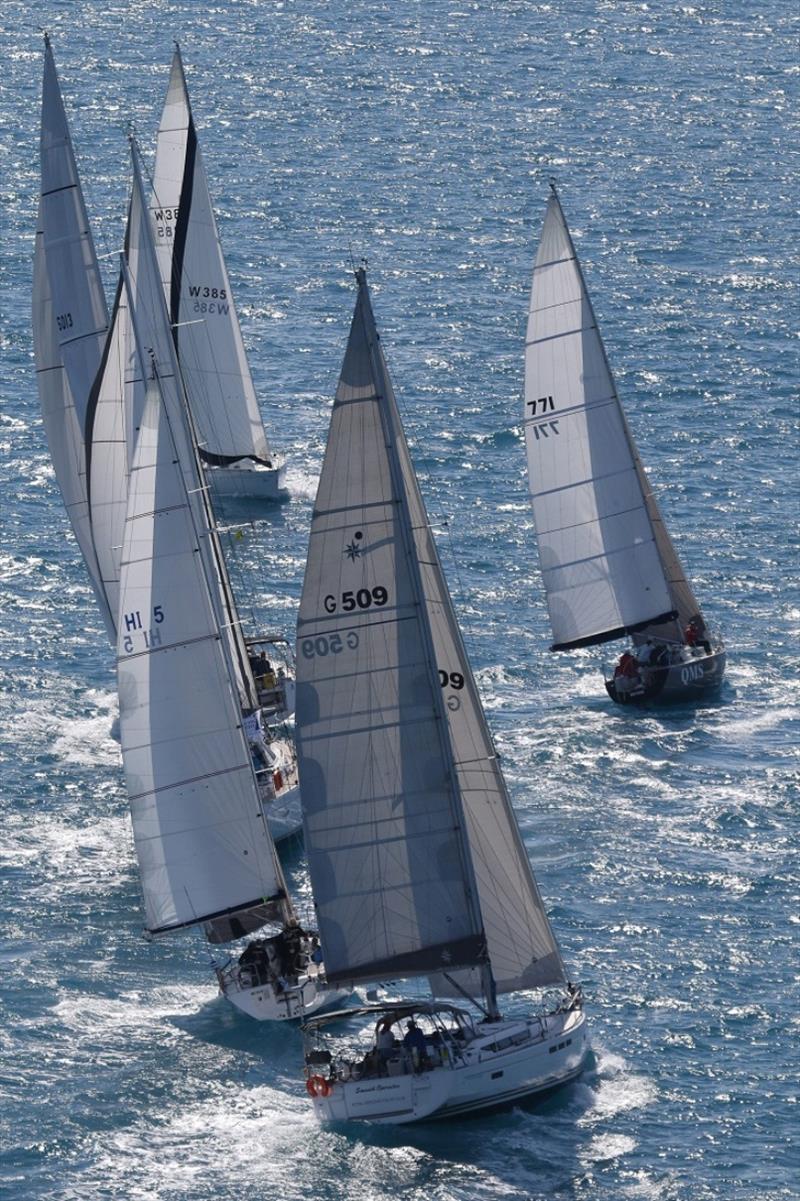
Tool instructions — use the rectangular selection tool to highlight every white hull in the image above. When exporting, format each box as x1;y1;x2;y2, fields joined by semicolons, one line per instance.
308;1007;588;1124
262;782;302;844
205;458;288;503
220;966;349;1022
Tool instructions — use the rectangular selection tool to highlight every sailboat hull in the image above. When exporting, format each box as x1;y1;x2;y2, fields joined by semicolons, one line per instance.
606;647;726;707
308;1008;588;1125
262;782;303;844
205;459;288;504
220;969;350;1022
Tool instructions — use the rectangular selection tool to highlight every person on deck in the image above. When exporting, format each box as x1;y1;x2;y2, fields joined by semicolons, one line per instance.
403;1020;427;1058
614;651;640;694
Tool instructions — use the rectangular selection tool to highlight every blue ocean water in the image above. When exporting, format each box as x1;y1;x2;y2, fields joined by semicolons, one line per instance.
1;2;797;1198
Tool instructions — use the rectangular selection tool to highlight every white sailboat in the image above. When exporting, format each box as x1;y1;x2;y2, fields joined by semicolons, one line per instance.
115;141;347;1021
149;46;286;504
524;184;726;706
33;34;116;641
297;269;588;1124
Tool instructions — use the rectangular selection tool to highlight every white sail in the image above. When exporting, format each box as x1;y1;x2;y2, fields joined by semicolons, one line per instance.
296;271;565;996
524;188;677;650
150;46;273;467
34;38;116;641
117;351;283;936
125;139;257;711
40;34;109;432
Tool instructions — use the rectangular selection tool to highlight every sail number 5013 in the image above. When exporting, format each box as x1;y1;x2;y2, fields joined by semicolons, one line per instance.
324;586;388;613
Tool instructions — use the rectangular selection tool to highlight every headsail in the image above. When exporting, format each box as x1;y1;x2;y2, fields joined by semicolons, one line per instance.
34;37;115;640
296;271;565;996
116;333;284;936
524;186;678;651
150;46;273;468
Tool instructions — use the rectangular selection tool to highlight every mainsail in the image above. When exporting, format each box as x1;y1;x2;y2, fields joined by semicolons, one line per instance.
116;336;284;936
150;46;273;468
33;36;115;640
296;270;565;996
524;186;680;651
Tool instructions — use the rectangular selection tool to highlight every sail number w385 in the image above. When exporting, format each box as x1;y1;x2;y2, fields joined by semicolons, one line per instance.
324;586;388;614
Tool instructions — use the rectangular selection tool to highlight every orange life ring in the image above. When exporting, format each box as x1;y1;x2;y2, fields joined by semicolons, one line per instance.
306;1074;331;1098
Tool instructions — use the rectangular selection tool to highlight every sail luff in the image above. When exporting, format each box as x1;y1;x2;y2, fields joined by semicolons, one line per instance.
524;186;676;649
150;46;272;466
117;267;287;936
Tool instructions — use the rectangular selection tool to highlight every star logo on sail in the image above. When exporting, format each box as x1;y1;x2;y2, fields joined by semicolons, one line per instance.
344;531;364;561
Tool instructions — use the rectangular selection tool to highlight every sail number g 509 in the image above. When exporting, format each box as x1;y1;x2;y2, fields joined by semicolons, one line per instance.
323;586;388;614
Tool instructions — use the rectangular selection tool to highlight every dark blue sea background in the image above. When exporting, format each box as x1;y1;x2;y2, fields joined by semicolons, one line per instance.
1;3;797;1198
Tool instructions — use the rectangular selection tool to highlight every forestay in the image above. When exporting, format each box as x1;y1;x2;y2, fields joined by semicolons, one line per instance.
524;187;677;650
150;46;272;467
296;271;565;995
116;360;283;936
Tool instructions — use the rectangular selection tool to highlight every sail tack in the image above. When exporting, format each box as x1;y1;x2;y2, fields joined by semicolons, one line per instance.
296;272;565;994
524;190;678;650
150;47;273;467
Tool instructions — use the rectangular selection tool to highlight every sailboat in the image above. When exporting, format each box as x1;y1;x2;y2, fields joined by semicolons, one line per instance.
33;34;116;642
149;45;287;504
296;269;587;1124
115;138;347;1021
524;185;726;706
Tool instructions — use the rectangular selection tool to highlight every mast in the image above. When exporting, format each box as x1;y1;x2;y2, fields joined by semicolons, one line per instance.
524;183;679;651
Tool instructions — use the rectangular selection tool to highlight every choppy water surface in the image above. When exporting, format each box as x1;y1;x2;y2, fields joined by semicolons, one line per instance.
1;3;797;1199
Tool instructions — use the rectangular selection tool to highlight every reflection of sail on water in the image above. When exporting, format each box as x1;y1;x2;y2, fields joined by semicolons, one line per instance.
33;36;114;640
150;46;275;470
296;269;565;998
524;186;684;651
